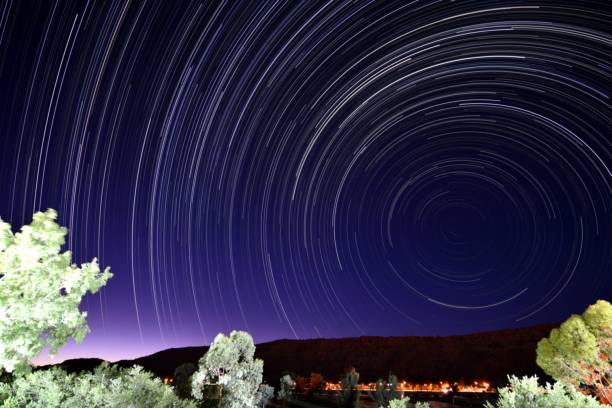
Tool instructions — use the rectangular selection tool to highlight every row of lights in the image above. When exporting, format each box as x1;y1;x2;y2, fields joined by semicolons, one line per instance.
324;380;492;393
161;376;492;393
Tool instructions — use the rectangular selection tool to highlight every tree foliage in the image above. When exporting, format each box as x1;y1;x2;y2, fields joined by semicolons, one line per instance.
174;363;197;399
371;374;401;407
0;209;112;374
277;374;295;403
536;300;611;403
191;330;264;408
485;375;603;408
338;367;360;407
308;372;324;393
256;384;274;408
0;363;195;408
388;397;411;408
386;397;429;408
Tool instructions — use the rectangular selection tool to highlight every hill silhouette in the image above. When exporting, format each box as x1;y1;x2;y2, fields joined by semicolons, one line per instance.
49;324;556;386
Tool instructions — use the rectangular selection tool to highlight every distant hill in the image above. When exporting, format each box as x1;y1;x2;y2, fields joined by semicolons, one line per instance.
49;324;556;386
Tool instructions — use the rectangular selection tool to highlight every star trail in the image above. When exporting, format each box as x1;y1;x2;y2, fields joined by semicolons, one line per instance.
0;0;611;363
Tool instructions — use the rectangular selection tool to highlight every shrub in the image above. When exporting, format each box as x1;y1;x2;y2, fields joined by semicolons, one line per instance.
485;375;603;408
388;397;411;408
387;397;429;408
0;364;195;408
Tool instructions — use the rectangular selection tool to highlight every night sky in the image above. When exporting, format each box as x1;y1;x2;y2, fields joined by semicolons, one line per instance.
1;0;611;363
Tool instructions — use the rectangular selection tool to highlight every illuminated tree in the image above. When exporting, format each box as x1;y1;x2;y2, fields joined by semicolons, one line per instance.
536;300;611;403
0;209;112;374
584;300;612;368
485;375;602;408
191;331;264;408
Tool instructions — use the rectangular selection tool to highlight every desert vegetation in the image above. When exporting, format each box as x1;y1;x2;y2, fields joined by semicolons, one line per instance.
0;364;195;408
485;375;603;408
0;210;610;407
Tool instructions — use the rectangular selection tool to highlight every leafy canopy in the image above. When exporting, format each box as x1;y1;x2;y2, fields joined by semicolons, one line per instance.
277;374;295;401
191;330;263;408
536;300;611;404
0;209;112;374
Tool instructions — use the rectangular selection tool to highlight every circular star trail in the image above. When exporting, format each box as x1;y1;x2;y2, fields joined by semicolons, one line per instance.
0;0;611;360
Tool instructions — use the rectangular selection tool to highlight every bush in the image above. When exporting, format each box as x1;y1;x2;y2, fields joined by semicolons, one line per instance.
387;397;429;408
0;364;195;408
388;397;411;408
485;375;604;408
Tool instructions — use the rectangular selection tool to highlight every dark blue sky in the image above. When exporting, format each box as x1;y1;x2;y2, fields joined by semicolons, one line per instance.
0;0;611;363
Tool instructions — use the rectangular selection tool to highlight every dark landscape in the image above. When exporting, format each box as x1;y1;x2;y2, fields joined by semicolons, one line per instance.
52;324;555;386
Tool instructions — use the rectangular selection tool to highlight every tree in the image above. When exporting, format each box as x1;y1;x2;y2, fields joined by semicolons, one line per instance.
339;367;360;408
294;375;306;393
308;372;324;394
256;384;274;408
484;375;603;408
191;331;264;408
0;209;112;374
584;300;612;370
277;374;295;406
174;363;197;399
370;374;401;407
536;300;611;403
